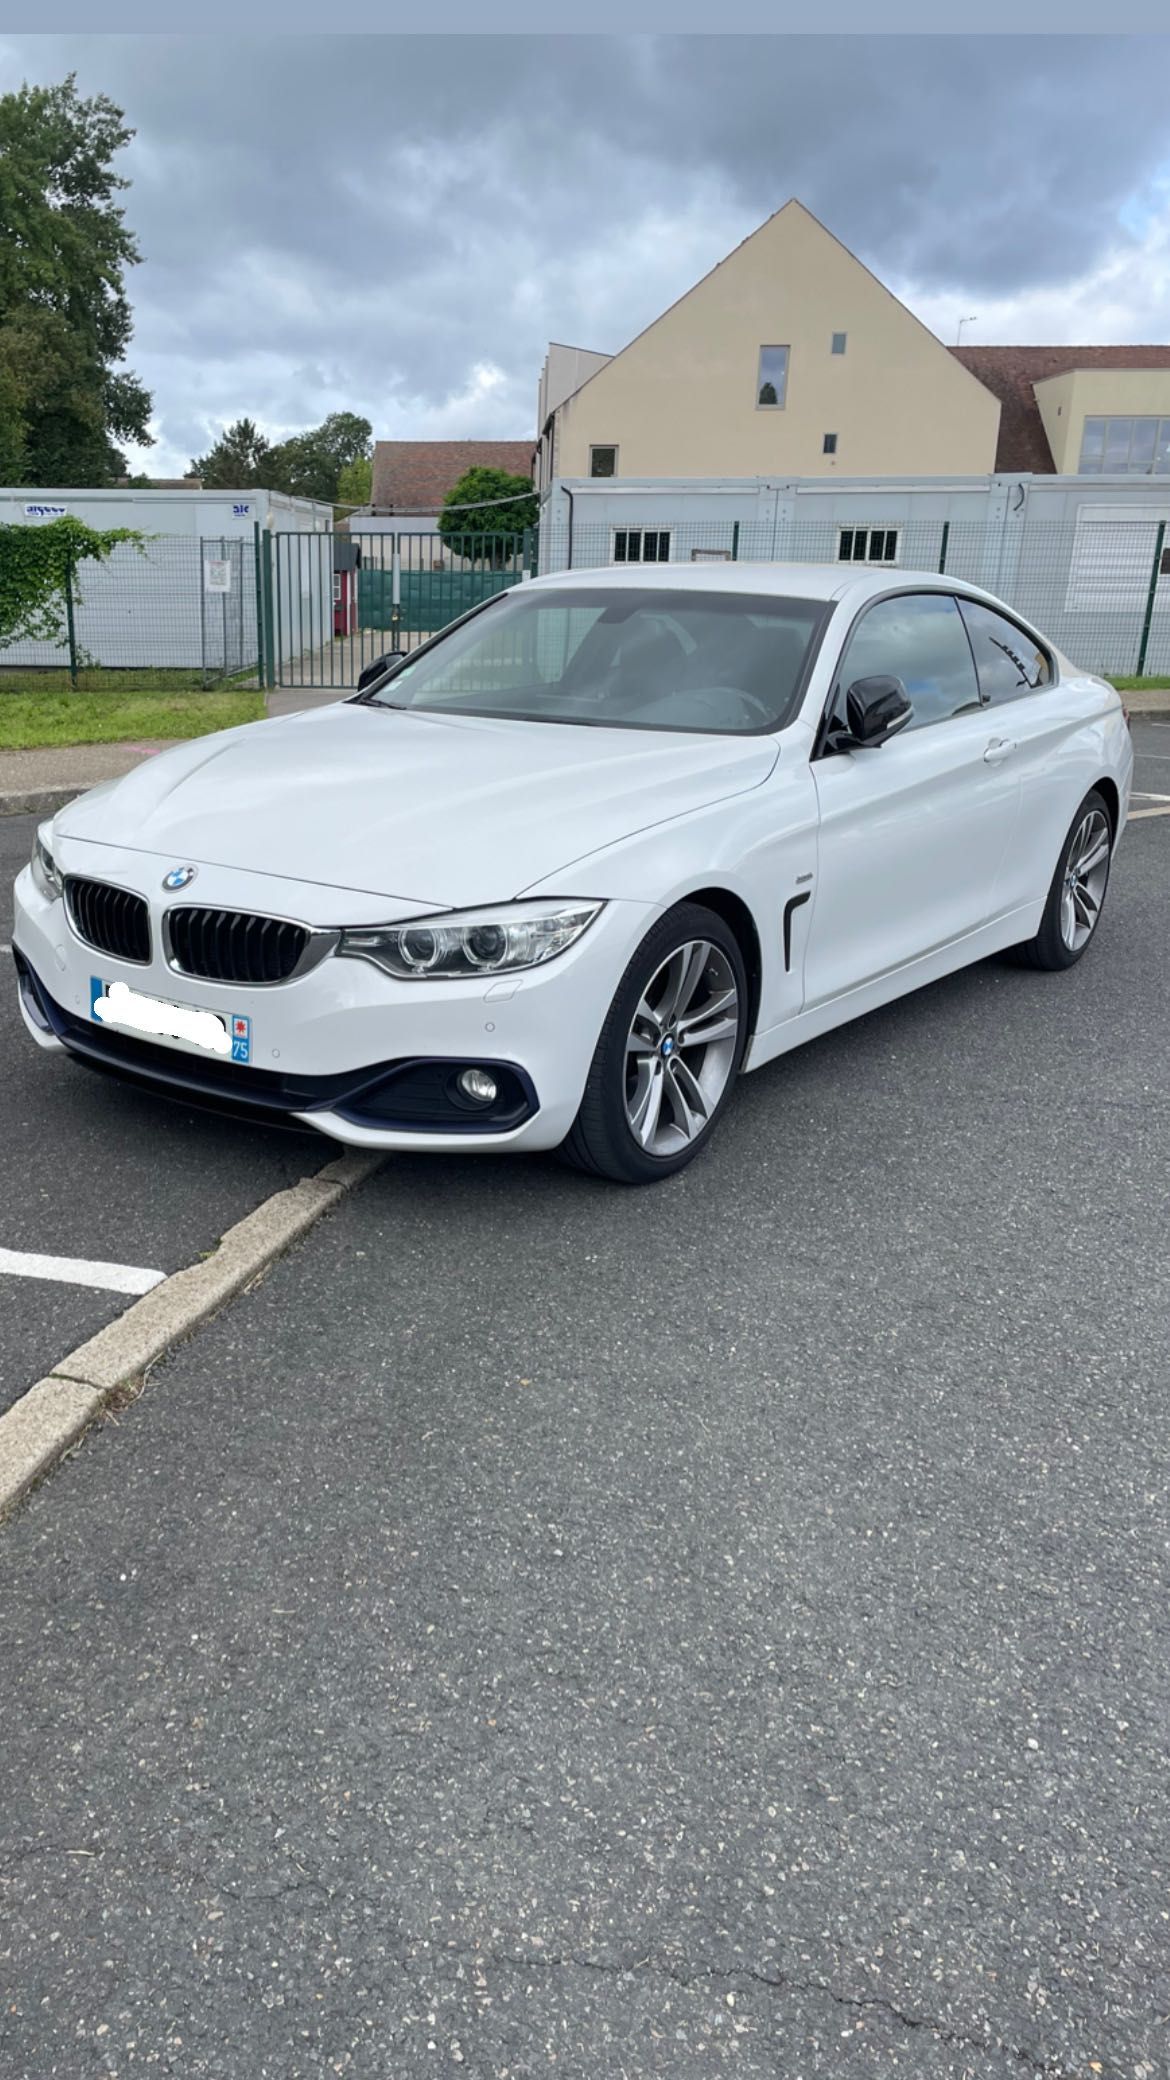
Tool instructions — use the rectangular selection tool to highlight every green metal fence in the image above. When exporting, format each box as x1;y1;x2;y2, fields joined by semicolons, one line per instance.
254;528;537;690
0;533;258;689
3;515;1166;696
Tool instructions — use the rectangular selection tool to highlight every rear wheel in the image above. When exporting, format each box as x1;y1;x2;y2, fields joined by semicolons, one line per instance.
561;903;749;1184
1010;788;1114;971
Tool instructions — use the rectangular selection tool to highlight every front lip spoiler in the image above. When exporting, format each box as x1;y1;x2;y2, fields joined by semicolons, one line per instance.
13;951;539;1135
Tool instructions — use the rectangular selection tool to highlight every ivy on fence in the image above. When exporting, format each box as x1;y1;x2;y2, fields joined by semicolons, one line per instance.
0;516;145;682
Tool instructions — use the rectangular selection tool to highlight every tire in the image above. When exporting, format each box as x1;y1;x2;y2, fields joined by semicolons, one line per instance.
1009;788;1114;972
561;902;750;1185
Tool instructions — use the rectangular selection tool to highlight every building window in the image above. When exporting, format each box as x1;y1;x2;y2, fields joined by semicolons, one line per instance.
839;526;899;565
823;433;838;455
1079;417;1170;475
613;529;671;564
831;332;847;355
590;445;618;478
757;345;789;408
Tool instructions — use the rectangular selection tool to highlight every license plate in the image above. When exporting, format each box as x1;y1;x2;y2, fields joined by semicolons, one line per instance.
90;976;252;1063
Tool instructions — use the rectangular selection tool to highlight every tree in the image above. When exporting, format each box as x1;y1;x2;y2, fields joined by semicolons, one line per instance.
0;75;152;484
336;454;372;509
267;413;372;504
190;418;274;490
191;411;372;502
437;467;538;561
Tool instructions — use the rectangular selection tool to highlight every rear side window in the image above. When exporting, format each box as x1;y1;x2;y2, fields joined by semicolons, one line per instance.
836;592;981;732
958;599;1052;705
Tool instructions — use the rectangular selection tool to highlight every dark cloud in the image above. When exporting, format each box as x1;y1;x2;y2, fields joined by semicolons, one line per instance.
1;34;1167;470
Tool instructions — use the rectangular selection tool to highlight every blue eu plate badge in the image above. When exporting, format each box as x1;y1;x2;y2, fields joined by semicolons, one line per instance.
90;976;252;1064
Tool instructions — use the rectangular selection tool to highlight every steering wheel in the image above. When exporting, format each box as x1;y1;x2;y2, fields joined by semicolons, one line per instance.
679;685;775;727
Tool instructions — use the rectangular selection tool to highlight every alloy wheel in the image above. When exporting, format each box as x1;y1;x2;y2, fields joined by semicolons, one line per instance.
623;939;741;1157
1060;809;1111;953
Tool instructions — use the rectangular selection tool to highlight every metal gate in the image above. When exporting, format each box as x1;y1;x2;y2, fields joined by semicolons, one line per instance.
256;528;537;690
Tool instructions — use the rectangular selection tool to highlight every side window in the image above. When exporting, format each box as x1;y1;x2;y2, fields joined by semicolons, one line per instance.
958;599;1052;706
835;592;981;734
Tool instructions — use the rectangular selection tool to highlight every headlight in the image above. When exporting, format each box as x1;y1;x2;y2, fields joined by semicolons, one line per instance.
338;901;604;980
30;826;63;903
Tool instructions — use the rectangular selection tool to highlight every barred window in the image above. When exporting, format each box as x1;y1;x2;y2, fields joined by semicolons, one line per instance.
839;526;899;565
613;529;671;564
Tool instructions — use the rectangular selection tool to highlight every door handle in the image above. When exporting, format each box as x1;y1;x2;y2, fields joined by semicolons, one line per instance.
983;737;1017;765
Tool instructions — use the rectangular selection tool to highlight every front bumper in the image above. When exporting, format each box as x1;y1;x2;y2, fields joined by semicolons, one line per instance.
13;846;655;1153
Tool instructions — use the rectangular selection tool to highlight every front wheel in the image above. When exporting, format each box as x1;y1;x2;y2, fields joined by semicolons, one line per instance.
561;903;749;1185
1009;788;1114;971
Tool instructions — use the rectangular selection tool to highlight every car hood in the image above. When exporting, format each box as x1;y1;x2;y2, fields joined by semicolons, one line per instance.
57;701;779;908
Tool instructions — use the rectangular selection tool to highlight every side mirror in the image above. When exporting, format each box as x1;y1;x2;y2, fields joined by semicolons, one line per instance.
827;674;913;751
356;650;405;691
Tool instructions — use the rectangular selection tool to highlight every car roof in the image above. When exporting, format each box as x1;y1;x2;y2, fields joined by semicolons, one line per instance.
523;563;1000;607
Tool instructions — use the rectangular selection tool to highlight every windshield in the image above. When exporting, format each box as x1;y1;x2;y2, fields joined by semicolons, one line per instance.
361;586;828;734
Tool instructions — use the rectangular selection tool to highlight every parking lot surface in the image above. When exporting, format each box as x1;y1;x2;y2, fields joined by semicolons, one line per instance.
2;780;1169;2076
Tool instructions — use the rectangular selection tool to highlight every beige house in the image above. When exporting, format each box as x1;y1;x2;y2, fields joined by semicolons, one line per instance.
952;346;1170;475
536;200;1002;489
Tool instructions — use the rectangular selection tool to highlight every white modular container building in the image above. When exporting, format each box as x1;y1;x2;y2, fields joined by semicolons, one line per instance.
539;472;1170;676
0;486;335;678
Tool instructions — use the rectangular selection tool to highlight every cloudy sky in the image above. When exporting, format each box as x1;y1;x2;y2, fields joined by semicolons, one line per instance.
2;34;1169;475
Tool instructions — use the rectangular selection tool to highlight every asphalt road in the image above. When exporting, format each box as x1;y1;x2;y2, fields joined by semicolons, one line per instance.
2;780;1168;2076
0;814;322;1415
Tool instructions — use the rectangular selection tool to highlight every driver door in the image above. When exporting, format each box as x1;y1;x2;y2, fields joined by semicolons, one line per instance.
805;591;1021;1007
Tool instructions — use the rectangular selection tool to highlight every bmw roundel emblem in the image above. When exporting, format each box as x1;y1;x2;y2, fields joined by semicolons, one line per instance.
163;865;197;891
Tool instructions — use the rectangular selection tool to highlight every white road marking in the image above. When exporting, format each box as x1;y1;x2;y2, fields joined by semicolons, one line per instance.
0;1248;166;1296
1128;803;1170;821
0;943;10;954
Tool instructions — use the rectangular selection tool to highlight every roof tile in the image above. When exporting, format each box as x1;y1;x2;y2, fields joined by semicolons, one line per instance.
951;345;1170;472
370;440;534;513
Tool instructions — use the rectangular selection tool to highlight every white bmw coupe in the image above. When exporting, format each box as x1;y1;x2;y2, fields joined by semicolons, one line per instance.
15;565;1133;1184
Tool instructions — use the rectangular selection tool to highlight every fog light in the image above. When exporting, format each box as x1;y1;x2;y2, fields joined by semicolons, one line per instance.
453;1073;493;1106
457;1067;498;1105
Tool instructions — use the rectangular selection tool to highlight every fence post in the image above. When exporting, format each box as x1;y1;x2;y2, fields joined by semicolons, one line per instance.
252;522;267;687
1136;521;1166;678
391;534;402;650
200;537;209;687
731;521;740;562
938;520;950;575
260;527;277;690
63;550;79;688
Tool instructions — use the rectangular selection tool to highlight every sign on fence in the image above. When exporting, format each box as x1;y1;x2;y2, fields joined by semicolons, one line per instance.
203;557;232;594
23;503;67;520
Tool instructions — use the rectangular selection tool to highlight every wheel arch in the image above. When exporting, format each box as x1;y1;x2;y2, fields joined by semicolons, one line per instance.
673;886;763;1039
1092;775;1120;837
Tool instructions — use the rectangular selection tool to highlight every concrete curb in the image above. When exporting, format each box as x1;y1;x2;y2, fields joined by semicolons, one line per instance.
0;787;82;819
0;1150;383;1521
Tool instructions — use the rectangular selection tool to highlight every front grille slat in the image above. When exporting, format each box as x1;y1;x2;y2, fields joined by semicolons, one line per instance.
65;877;150;964
168;905;309;985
